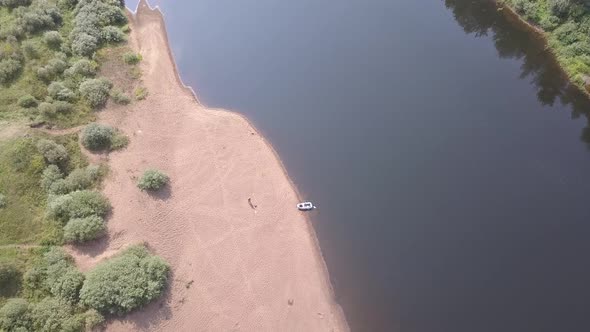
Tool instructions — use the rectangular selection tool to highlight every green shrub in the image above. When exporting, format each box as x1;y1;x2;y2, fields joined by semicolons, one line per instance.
22;266;46;296
81;122;114;150
46;190;110;223
37;248;85;303
30;297;80;332
110;132;128;150
18;94;38;108
64;165;100;191
58;0;77;9
79;245;169;315
71;32;98;56
47;81;75;101
137;169;169;191
64;215;106;243
38;102;57;117
101;25;124;43
64;59;97;77
36;139;68;165
36;57;68;81
18;3;63;34
41;165;64;191
0;58;22;84
83;309;104;331
553;21;584;45
0;0;32;8
0;193;6;208
21;40;40;59
548;0;573;18
53;100;74;114
45;165;100;195
48;179;70;195
0;299;31;332
44;30;62;48
79;78;112;108
134;86;148;100
48;268;85;303
110;89;130;104
123;52;142;65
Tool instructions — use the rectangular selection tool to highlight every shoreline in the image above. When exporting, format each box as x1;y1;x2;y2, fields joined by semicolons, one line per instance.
130;0;345;313
73;0;349;330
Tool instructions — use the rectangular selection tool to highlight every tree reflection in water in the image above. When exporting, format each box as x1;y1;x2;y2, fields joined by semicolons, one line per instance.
444;0;590;146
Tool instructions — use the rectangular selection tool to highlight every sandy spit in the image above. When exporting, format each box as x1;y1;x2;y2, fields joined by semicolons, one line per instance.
69;1;349;331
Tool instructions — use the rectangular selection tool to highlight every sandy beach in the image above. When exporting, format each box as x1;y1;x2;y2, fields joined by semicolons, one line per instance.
69;0;349;331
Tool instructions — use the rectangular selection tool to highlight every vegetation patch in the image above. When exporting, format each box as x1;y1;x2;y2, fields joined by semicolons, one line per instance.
0;1;168;328
500;0;590;91
0;131;93;246
0;245;168;331
0;0;129;127
63;215;106;243
0;136;58;245
137;169;169;191
110;88;130;105
79;245;170;315
134;86;148;100
122;51;141;65
81;122;127;151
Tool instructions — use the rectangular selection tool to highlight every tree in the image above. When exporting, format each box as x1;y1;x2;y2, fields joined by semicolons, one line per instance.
41;165;63;191
36;139;68;165
81;123;114;150
47;82;75;101
18;95;38;108
79;245;169;315
0;299;31;332
46;190;110;223
79;78;112;108
43;31;62;48
30;297;80;332
0;58;22;84
71;33;98;56
63;215;106;243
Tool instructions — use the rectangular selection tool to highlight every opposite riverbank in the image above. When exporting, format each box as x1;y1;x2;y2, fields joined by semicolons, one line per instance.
69;0;349;330
496;0;590;94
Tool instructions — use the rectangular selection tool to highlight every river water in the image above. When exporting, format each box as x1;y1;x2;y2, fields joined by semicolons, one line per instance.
129;1;590;331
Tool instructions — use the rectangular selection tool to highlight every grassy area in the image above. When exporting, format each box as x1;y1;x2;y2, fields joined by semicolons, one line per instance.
0;2;170;328
96;45;143;104
500;0;590;91
0;0;130;128
0;132;87;246
0;0;134;249
0;246;44;306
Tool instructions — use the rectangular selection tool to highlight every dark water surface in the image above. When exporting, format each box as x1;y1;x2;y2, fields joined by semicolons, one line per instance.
130;1;590;331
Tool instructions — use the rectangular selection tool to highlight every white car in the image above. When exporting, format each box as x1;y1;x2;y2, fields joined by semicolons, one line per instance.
297;202;315;211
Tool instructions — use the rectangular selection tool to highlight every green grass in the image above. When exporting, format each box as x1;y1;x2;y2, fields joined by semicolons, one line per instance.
134;86;148;100
0;246;44;307
0;133;86;246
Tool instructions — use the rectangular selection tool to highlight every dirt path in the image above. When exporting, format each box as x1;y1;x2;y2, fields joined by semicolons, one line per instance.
35;125;84;136
0;245;42;249
68;1;348;331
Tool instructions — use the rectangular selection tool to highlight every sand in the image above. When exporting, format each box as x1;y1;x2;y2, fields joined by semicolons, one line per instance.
69;1;349;331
